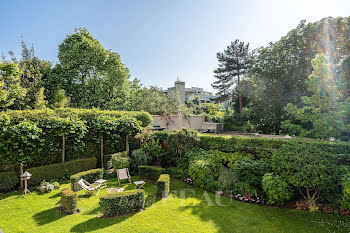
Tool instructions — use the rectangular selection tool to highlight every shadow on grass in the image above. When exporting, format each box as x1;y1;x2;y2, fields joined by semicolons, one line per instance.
83;206;101;215
49;192;61;199
32;207;65;226
70;213;136;233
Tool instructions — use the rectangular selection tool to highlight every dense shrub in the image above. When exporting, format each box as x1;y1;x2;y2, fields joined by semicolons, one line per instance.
70;169;103;191
138;165;166;182
164;128;200;156
157;174;170;198
341;172;350;208
109;152;130;170
188;150;222;189
131;149;149;172
99;189;145;216
217;167;237;190
60;189;78;214
0;171;18;193
262;173;293;205
141;139;165;165
27;158;97;186
231;158;271;195
272;143;338;209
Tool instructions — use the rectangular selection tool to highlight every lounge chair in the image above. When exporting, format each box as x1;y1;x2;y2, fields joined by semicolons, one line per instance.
117;168;131;186
77;179;101;195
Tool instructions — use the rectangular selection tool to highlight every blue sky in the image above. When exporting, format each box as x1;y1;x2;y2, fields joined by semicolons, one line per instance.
0;0;349;92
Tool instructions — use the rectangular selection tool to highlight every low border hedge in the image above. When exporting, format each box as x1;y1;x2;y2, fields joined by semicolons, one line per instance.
99;189;145;217
157;174;170;198
27;158;97;186
138;165;166;182
0;171;19;193
70;169;103;191
60;189;78;214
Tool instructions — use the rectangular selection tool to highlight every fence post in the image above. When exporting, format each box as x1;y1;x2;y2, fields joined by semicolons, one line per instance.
62;135;65;163
101;135;104;168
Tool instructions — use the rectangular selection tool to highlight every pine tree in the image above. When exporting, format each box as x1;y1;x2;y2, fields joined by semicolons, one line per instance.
212;39;251;113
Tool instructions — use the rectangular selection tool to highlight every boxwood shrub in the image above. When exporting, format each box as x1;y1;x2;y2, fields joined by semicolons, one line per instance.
138;165;166;182
99;189;145;216
157;174;170;198
27;158;97;186
70;169;103;191
0;171;19;193
60;189;78;214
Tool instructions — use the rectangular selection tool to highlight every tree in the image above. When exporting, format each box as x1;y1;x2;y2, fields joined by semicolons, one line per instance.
212;39;252;113
53;89;70;108
34;87;47;109
57;28;131;109
0;61;26;109
281;54;346;139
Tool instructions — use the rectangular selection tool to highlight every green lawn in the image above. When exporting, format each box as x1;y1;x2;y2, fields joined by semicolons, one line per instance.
0;177;350;233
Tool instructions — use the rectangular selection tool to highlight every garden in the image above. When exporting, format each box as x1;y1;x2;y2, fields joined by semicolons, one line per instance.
1;109;350;232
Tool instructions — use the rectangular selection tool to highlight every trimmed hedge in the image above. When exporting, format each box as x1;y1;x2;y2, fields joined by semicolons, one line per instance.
0;171;18;193
1;108;152;172
70;169;103;191
60;189;78;214
138;165;166;182
28;158;97;186
154;131;350;159
157;174;170;198
99;189;145;216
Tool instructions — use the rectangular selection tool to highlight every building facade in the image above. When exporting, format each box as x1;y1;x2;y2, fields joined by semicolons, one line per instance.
166;80;218;104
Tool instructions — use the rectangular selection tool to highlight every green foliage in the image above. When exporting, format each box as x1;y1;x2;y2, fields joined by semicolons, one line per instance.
70;169;103;191
188;150;222;189
60;189;78;214
0;61;26;109
0;108;151;171
232;158;271;195
0;171;18;193
262;173;293;205
272;142;338;208
130;149;149;172
217;167;237;190
341;172;350;209
99;189;145;217
138;165;166;182
28;158;97;186
53;89;69;108
34;87;47;109
109;152;130;170
157;174;170;198
141;139;165;165
282;54;346;139
165;128;200;156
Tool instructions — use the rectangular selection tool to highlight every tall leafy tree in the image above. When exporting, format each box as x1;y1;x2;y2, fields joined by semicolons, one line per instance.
0;61;26;109
212;39;252;113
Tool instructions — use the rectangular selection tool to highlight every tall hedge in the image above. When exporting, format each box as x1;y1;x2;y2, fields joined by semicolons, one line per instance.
0;108;152;172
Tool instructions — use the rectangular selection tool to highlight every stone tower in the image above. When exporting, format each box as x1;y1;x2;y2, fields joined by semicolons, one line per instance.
174;80;185;104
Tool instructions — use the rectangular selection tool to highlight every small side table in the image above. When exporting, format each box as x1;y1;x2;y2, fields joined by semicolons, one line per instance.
134;180;145;189
94;179;107;188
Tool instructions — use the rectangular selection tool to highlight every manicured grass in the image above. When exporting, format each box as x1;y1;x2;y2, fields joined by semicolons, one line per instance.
0;177;350;233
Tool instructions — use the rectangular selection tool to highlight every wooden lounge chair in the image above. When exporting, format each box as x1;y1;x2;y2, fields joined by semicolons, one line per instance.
117;168;131;185
77;179;101;195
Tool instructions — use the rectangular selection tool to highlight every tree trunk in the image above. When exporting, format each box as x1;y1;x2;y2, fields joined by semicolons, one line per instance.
20;162;23;190
100;135;104;168
62;135;65;163
126;135;129;155
237;74;243;113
